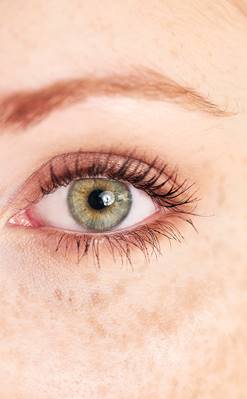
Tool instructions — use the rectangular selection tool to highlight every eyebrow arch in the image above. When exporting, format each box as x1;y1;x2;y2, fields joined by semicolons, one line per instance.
0;67;231;131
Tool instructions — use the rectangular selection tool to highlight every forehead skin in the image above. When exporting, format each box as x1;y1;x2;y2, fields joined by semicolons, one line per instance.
0;1;247;399
0;0;246;104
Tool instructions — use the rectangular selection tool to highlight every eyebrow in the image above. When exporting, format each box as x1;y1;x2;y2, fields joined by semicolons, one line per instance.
0;67;231;131
230;0;247;17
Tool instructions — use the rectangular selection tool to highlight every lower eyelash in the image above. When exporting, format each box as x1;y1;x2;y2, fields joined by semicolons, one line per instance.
41;212;197;268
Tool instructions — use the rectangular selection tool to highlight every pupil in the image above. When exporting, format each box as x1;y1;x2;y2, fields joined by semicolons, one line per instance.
88;189;115;210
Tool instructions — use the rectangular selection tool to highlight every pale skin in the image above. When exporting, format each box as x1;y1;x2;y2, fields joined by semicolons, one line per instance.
0;1;247;398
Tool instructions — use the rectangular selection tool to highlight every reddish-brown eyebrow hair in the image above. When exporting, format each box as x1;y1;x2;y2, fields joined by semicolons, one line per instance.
0;68;231;131
231;0;247;17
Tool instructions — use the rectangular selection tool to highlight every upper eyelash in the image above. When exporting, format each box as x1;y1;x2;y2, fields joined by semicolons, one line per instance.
38;150;198;213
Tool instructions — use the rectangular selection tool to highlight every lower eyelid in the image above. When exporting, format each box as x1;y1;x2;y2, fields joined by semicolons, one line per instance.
8;210;193;268
6;201;197;269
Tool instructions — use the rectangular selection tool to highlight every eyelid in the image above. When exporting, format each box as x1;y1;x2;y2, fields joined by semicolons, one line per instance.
8;150;192;211
5;150;198;266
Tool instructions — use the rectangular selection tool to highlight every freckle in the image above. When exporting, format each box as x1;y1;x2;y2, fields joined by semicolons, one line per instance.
217;175;226;207
137;308;178;336
68;289;76;304
90;291;109;309
0;288;7;306
18;285;29;299
83;272;97;283
112;283;126;297
91;291;102;305
87;315;106;338
54;288;63;301
170;48;179;57
98;384;110;397
137;309;160;330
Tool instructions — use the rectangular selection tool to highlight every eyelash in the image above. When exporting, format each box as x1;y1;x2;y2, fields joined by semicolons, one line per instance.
13;150;198;267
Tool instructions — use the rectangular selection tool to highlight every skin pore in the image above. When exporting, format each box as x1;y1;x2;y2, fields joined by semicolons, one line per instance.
0;1;247;398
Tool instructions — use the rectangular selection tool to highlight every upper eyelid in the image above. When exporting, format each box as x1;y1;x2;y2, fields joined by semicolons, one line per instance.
1;150;164;214
3;151;146;204
6;150;197;218
28;151;174;195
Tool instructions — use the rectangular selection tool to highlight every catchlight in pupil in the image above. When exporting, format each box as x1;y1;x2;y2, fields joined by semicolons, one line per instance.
68;178;132;232
87;189;115;210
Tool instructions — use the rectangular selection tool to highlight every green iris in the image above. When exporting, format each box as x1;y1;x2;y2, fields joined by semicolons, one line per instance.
68;178;132;232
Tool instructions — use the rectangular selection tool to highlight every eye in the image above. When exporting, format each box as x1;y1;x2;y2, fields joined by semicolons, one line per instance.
27;178;157;233
7;151;197;265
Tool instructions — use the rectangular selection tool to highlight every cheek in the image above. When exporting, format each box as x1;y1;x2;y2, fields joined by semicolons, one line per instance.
0;227;246;399
0;264;232;399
